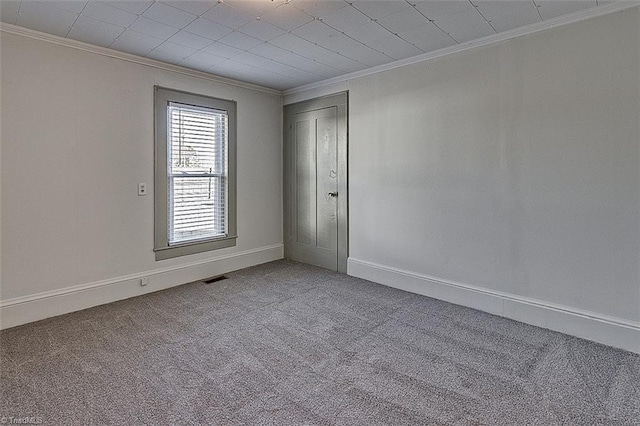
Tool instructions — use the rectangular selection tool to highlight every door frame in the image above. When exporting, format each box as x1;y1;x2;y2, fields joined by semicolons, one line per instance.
283;92;348;273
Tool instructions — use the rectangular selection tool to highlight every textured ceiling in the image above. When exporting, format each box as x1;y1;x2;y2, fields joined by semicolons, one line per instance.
0;1;606;90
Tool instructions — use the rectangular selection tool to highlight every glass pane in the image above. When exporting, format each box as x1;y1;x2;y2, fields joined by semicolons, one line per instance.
168;103;227;176
167;102;228;245
169;176;226;244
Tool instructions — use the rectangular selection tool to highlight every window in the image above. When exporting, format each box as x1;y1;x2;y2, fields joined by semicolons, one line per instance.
154;86;236;260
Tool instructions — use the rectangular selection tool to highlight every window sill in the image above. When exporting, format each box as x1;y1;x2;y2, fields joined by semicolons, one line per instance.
154;235;237;260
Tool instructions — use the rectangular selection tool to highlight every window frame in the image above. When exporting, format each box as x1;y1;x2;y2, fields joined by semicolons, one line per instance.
154;86;237;261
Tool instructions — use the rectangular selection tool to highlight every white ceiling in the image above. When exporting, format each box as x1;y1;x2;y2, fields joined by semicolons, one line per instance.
0;0;609;90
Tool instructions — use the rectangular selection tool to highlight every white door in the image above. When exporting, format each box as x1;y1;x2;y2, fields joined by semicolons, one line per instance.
284;93;347;272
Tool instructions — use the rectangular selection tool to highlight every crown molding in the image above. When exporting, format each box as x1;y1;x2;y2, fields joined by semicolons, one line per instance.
284;2;640;97
0;22;281;96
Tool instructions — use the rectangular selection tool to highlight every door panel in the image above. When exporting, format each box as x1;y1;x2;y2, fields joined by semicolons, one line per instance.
315;114;338;251
290;108;337;270
295;118;314;245
284;93;347;272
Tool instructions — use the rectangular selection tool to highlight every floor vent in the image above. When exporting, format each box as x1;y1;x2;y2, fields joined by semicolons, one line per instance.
203;275;227;284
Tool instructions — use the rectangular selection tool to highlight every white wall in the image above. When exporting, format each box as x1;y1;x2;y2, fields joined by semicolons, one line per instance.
0;31;283;326
288;8;640;352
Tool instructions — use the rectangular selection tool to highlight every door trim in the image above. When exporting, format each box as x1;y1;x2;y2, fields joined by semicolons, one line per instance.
283;92;348;273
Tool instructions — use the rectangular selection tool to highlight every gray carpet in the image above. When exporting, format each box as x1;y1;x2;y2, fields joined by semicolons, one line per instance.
1;260;638;425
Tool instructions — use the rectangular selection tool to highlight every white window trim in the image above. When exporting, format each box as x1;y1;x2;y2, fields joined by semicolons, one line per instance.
154;86;237;260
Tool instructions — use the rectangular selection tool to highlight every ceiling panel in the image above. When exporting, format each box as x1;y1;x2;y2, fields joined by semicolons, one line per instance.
292;0;348;18
213;59;286;87
260;3;314;31
231;51;279;69
218;31;264;50
475;1;542;32
337;44;391;67
213;59;259;76
263;73;307;90
344;21;393;44
249;43;342;77
414;1;470;21
183;18;233;40
237;19;286;41
351;1;411;21
377;7;429;34
128;16;179;39
202;4;255;29
269;32;333;60
432;6;495;44
16;1;78;37
315;32;365;55
168;29;215;49
535;1;596;20
105;1;154;15
316;51;367;73
142;2;196;28
82;2;138;28
147;41;198;62
67;15;125;47
258;76;298;90
321;5;371;33
249;42;301;62
0;1;20;25
274;68;319;84
110;29;164;56
399;22;456;52
305;61;348;79
369;35;423;60
48;1;88;14
274;35;346;70
161;1;217;17
234;52;316;81
203;41;245;59
180;50;225;72
2;0;606;90
292;20;341;44
223;0;284;18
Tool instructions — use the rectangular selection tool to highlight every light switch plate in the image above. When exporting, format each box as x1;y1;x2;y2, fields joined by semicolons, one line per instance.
138;183;147;196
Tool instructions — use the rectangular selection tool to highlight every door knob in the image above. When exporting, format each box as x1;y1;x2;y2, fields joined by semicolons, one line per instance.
328;192;338;197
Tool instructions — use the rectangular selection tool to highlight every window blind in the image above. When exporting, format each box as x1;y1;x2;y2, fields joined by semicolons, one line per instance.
167;102;228;245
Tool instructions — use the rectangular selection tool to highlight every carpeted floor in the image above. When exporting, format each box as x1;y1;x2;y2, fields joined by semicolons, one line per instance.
1;260;638;425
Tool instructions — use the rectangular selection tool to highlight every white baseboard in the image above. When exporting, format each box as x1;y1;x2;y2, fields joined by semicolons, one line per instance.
0;244;284;330
347;258;640;354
